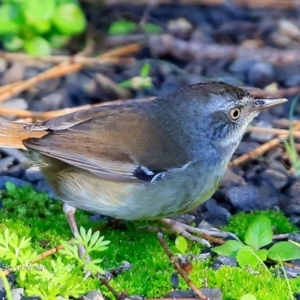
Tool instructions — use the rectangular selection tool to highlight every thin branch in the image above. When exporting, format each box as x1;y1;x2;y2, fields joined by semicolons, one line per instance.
229;122;300;167
157;232;207;300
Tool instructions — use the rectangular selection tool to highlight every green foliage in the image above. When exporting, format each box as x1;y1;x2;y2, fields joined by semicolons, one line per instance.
222;210;297;241
212;215;300;269
60;227;110;275
175;236;188;254
240;294;257;300
0;226;109;299
108;20;162;35
119;63;153;91
0;0;86;55
2;183;300;299
284;96;300;176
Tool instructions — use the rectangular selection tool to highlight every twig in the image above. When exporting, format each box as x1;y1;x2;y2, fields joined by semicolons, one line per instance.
0;43;141;103
150;34;300;66
98;275;124;299
229;122;300;167
157;232;207;300
104;0;299;8
249;126;300;138
0;52;133;67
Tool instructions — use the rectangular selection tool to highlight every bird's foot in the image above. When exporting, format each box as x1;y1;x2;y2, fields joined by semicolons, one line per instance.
160;218;238;247
63;204;92;278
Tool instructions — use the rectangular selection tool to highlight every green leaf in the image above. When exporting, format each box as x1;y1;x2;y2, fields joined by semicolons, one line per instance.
241;294;257;300
236;246;268;268
48;34;70;49
5;182;16;193
212;240;244;257
24;36;51;56
3;35;23;51
140;63;151;78
52;3;86;35
29;19;51;34
268;241;300;261
144;23;162;34
244;215;273;249
0;3;22;35
108;20;137;35
175;236;188;254
25;0;55;20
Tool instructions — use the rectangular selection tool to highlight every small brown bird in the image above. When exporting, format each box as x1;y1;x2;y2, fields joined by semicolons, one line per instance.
0;82;286;245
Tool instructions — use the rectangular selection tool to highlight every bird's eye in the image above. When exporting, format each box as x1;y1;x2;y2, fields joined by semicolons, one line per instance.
230;108;241;121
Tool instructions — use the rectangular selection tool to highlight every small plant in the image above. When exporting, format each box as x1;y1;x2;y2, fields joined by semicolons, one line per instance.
0;0;87;55
0;227;109;299
222;210;297;242
212;215;300;269
284;96;300;176
60;227;110;275
108;20;162;36
119;63;153;91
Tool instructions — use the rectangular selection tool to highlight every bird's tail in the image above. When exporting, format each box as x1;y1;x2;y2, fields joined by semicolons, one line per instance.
0;121;46;149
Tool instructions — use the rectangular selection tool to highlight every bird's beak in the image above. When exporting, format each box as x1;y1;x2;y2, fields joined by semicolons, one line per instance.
251;97;288;112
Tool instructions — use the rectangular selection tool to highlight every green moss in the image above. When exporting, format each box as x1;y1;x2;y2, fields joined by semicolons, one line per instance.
221;210;297;242
1;183;300;299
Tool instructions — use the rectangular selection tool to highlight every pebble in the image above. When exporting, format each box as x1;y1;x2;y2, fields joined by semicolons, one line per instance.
0;148;27;164
248;62;274;88
25;166;44;182
0;156;15;172
11;288;24;300
259;161;289;189
0;176;30;189
82;290;105;300
168;288;222;300
212;255;237;269
220;168;246;188
250;120;275;142
284;177;300;198
223;185;259;211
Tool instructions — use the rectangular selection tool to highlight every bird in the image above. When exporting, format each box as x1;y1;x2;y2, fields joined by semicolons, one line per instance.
0;81;287;247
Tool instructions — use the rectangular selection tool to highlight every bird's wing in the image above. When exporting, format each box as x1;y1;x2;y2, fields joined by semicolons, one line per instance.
23;104;190;182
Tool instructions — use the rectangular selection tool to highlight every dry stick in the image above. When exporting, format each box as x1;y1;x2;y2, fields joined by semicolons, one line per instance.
0;43;141;103
104;0;299;8
0;81;22;94
149;34;300;66
229;122;300;167
0;52;133;67
249;126;300;139
157;232;207;300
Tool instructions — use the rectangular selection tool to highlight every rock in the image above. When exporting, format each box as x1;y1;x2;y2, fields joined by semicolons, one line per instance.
0;97;28;111
83;290;105;300
11;288;24;300
1;62;24;85
168;288;222;300
248;62;274;88
250;120;275;142
0;157;15;172
213;255;237;269
259;162;289;189
284;177;300;198
25;167;44;182
223;185;259;211
220;168;246;188
35;180;55;197
0;148;27;163
0;176;30;189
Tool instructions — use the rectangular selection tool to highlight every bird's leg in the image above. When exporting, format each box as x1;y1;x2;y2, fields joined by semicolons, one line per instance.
63;204;88;259
160;218;238;247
